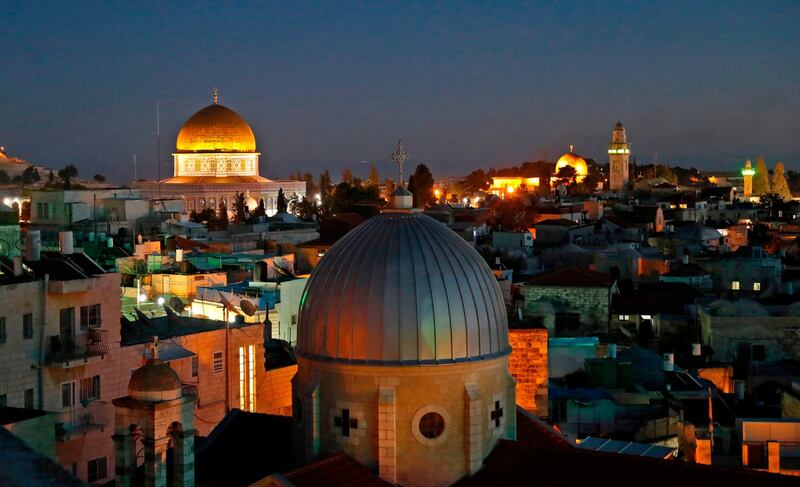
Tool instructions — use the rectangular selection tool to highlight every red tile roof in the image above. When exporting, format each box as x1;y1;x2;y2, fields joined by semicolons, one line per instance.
525;266;616;288
284;452;392;487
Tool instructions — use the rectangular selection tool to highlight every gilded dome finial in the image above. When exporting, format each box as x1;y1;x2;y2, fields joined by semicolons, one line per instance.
569;144;574;153
213;87;219;105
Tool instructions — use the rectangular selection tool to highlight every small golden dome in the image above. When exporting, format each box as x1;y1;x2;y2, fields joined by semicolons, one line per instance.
555;150;588;176
176;104;256;153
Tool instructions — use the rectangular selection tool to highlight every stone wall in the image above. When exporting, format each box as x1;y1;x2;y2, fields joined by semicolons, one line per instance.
508;328;548;417
294;355;516;487
522;285;610;336
260;365;297;416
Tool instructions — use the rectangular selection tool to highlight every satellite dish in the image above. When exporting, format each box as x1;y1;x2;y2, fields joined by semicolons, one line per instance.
240;299;258;317
169;297;185;314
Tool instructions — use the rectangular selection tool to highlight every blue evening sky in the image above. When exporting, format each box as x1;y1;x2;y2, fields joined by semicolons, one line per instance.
0;1;797;182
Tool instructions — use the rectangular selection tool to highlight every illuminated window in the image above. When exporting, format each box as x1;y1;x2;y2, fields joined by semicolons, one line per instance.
419;412;445;439
239;347;245;410
618;315;630;321
640;315;652;320
732;281;740;290
679;204;688;209
238;345;257;412
753;282;761;291
248;344;256;412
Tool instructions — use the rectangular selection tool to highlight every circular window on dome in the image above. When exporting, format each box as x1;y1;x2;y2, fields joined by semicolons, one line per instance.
411;406;450;446
419;412;445;439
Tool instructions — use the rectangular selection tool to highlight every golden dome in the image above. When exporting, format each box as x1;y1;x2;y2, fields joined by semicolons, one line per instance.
555;150;588;176
176;103;256;153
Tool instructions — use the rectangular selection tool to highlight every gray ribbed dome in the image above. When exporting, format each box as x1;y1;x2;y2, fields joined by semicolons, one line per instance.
297;212;510;365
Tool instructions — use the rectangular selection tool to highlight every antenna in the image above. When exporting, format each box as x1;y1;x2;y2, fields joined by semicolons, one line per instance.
156;100;161;195
133;153;138;182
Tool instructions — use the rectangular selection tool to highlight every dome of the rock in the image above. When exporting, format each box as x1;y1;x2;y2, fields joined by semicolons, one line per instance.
176;103;256;153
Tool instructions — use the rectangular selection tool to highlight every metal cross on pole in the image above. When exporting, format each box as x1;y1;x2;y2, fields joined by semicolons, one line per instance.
391;139;408;188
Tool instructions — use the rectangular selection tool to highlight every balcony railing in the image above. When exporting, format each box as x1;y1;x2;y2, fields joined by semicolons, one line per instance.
46;329;109;365
55;400;109;440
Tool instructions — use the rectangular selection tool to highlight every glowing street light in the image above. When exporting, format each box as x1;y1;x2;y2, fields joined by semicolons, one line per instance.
156;296;165;306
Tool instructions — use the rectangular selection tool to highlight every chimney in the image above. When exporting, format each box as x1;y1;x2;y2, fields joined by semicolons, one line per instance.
25;231;41;261
662;352;674;371
59;231;74;254
13;255;23;277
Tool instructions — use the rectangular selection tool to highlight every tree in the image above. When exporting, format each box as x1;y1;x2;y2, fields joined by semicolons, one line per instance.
190;208;216;225
276;188;288;213
21;167;40;186
20;201;30;221
407;164;435;208
0;170;9;185
575;164;603;194
232;192;247;223
489;198;537;232
330;181;381;218
772;161;792;200
58;164;79;189
93;174;106;183
341;167;354;184
461;169;491;193
753;156;770;195
252;198;267;220
303;172;317;196
317;170;333;219
655;165;678;184
787;170;800;195
217;201;229;229
291;196;316;221
555;165;577;187
47;170;55;185
367;164;380;187
383;177;395;195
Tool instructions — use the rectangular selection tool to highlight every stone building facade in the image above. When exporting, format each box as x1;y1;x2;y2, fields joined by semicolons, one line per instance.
521;267;616;337
0;248;125;485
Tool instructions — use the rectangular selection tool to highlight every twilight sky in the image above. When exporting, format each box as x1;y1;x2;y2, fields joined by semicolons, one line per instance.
0;1;798;183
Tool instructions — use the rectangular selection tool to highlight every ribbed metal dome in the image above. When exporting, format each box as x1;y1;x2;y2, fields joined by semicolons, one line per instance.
296;212;510;365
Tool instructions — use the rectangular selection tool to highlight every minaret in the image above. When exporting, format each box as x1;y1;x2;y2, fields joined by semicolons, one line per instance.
742;159;755;197
608;121;631;190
